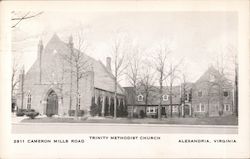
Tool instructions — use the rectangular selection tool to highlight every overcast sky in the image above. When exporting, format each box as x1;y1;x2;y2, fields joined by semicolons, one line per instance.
12;11;238;86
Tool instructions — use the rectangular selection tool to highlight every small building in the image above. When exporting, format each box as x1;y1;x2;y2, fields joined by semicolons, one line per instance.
124;86;191;118
16;34;126;117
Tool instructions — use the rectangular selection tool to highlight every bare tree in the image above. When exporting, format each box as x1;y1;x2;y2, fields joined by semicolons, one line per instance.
62;30;92;119
11;11;43;28
226;45;238;116
167;60;182;117
11;59;21;112
126;45;142;117
110;33;129;118
204;46;236;117
152;44;171;119
179;62;191;118
139;62;156;114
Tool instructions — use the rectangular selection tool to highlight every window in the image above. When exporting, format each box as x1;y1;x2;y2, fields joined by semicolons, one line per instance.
200;104;205;112
173;106;178;112
162;95;169;101
209;74;215;82
185;93;190;102
77;94;81;109
27;91;31;110
137;94;143;101
196;103;205;112
198;91;202;97
224;91;229;97
224;104;231;111
196;105;200;111
147;107;156;113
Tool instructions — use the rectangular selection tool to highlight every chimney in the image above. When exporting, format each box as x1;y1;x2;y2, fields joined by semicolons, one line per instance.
106;57;111;72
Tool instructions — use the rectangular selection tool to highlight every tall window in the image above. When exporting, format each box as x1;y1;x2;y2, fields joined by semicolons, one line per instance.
200;104;205;112
78;94;81;109
224;104;231;111
198;91;202;97
27;92;31;110
224;91;229;97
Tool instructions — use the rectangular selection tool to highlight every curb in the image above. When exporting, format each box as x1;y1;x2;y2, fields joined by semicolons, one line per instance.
12;122;238;128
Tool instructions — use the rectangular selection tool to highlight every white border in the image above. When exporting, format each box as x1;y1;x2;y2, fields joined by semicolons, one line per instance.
0;0;249;158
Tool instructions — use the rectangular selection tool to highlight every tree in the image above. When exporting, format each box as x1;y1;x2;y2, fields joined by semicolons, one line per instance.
167;60;182;117
62;30;92;119
126;45;142;117
179;62;191;118
204;46;236;117
226;45;238;116
139;62;156;114
152;43;171;119
11;60;20;104
110;33;129;118
11;11;43;28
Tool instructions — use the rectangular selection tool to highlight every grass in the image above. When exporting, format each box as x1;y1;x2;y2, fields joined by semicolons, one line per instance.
21;115;238;125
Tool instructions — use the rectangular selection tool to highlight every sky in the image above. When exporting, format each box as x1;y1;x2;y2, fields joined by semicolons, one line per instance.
12;11;238;86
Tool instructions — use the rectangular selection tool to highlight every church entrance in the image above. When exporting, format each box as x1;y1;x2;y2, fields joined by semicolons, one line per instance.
46;90;58;116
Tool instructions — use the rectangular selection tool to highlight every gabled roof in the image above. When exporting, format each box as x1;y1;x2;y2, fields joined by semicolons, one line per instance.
25;33;124;94
195;66;233;87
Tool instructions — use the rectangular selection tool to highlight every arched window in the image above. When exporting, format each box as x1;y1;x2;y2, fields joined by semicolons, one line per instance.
137;94;143;102
27;91;31;110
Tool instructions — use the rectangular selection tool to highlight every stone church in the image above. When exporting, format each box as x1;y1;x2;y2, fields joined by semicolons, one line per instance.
17;34;125;117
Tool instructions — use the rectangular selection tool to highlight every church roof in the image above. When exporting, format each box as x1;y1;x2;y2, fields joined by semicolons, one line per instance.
26;33;124;94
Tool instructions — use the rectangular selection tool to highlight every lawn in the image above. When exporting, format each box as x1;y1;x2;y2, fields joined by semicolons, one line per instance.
21;115;238;125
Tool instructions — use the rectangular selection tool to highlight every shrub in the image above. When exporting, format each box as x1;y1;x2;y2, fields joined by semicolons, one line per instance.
47;113;55;117
16;111;25;116
133;113;139;118
26;112;39;119
68;110;84;117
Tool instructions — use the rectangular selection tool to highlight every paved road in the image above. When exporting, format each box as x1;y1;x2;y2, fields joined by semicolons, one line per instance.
12;123;238;134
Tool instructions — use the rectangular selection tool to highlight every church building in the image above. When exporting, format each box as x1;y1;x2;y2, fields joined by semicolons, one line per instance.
17;34;125;117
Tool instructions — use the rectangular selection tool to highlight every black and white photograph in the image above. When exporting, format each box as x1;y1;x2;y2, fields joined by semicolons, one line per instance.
11;11;239;134
0;0;249;158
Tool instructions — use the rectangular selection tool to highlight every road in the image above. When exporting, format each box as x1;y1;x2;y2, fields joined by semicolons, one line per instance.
12;123;238;134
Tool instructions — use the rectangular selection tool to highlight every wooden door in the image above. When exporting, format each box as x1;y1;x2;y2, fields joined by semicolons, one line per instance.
46;91;58;116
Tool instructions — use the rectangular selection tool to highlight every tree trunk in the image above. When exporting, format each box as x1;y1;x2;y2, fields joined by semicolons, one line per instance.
114;78;117;118
158;77;163;120
170;83;173;118
75;66;79;119
234;60;238;116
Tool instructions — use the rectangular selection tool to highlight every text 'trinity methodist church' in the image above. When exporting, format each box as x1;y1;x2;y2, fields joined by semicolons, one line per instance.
17;34;126;117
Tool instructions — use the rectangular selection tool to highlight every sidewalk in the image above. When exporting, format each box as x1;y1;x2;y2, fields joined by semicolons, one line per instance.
12;116;28;124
